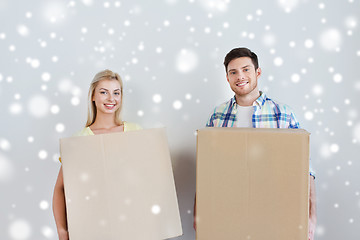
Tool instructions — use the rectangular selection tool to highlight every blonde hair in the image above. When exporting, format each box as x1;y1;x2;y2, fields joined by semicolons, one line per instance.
85;69;124;127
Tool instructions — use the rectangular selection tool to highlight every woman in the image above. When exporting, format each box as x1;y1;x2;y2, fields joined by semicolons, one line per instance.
52;70;141;240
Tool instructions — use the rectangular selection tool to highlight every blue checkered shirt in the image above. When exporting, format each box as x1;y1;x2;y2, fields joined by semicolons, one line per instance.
206;91;315;177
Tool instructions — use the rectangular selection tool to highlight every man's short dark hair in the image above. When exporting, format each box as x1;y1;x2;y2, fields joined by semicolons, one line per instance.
224;47;259;72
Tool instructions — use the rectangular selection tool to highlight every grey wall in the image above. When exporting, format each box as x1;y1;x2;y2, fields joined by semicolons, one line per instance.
1;0;359;239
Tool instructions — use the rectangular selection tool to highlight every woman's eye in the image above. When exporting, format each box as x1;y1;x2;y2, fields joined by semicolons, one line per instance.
100;91;107;94
114;92;120;95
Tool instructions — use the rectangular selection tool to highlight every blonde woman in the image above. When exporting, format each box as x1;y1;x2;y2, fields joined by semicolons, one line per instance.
52;70;141;240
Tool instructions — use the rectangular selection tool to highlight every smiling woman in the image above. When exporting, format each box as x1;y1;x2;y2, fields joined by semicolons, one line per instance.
52;69;141;240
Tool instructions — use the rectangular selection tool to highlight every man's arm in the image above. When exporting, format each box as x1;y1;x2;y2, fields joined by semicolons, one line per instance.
309;176;317;240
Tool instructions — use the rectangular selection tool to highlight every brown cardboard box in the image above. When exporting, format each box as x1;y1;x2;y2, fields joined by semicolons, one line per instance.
196;128;309;240
60;128;182;240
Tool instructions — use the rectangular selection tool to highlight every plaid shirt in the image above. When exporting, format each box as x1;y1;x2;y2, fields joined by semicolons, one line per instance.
206;91;315;177
206;92;300;128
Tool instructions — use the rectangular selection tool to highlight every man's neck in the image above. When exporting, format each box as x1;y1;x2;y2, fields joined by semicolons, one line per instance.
235;90;260;106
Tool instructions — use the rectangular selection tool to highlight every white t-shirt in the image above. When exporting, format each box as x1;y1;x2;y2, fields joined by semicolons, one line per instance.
235;104;253;128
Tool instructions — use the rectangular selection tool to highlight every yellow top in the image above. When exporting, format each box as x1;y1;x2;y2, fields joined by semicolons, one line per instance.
59;122;142;162
73;122;142;136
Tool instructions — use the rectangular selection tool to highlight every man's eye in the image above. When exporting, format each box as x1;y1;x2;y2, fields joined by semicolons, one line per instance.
230;72;236;74
244;68;249;72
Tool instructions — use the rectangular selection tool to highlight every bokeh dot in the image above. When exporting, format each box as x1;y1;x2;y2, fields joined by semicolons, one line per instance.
38;150;48;160
173;100;183;110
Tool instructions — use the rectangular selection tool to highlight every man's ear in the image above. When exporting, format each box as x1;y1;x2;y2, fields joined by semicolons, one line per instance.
256;67;262;79
226;73;230;83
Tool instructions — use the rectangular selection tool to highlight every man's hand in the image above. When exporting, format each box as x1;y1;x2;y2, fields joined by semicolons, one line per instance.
308;216;316;240
308;176;317;240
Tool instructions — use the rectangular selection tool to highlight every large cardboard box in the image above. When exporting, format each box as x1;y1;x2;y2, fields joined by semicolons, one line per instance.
60;128;182;240
196;128;310;240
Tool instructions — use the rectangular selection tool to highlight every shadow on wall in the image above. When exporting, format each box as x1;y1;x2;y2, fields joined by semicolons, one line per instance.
172;147;196;240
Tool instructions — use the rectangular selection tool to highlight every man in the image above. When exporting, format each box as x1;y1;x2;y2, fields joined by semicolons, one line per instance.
195;47;316;239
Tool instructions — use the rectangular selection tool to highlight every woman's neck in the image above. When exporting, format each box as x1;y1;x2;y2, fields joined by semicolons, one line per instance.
91;113;118;130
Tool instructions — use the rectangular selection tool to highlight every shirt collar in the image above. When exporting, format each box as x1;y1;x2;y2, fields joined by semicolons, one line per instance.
231;91;267;109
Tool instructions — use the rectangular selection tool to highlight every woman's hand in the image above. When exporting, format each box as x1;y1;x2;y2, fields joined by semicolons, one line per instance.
58;228;69;240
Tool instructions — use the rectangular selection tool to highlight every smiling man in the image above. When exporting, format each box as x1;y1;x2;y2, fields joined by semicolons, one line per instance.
204;47;317;239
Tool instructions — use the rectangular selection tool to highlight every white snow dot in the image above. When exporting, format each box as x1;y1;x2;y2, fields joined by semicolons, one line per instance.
152;94;162;103
137;110;144;117
256;9;263;15
334;203;339;208
204;27;211;34
156;47;162;53
26;12;33;18
71;97;80;106
52;56;58;62
151;205;161;215
305;111;314;120
82;0;93;6
330;144;339;153
246;14;253;21
304;39;314;48
17;25;30;37
9;103;23;115
0;139;11;151
353;123;360;142
41;226;54;238
30;59;40;68
263;33;276;47
173;100;182;110
345;181;350;186
9;219;32;240
289;41;296;47
39;200;49;210
132;58;138;64
103;2;110;8
124;20;131;26
50;105;60;114
277;0;299;12
55;123;65;133
291;74;300;83
312;85;323;96
223;22;229;28
185;93;192;100
0;154;14;182
345;16;357;29
41;72;51;82
163;20;170;26
333;73;342;83
39;150;48;160
28;95;50;118
9;45;16;52
318;3;325;9
319;28;342;51
81;27;88;34
316;225;325;236
273;57;283;66
108;28;115;35
115;1;121;7
28;136;34;143
175;49;198;73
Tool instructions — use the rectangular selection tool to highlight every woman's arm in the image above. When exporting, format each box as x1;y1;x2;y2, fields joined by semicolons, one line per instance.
53;166;69;240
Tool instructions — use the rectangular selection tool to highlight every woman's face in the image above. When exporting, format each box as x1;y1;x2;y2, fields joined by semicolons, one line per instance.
92;79;122;115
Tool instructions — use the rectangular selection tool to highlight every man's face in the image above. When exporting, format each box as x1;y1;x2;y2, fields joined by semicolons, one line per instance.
226;57;261;97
